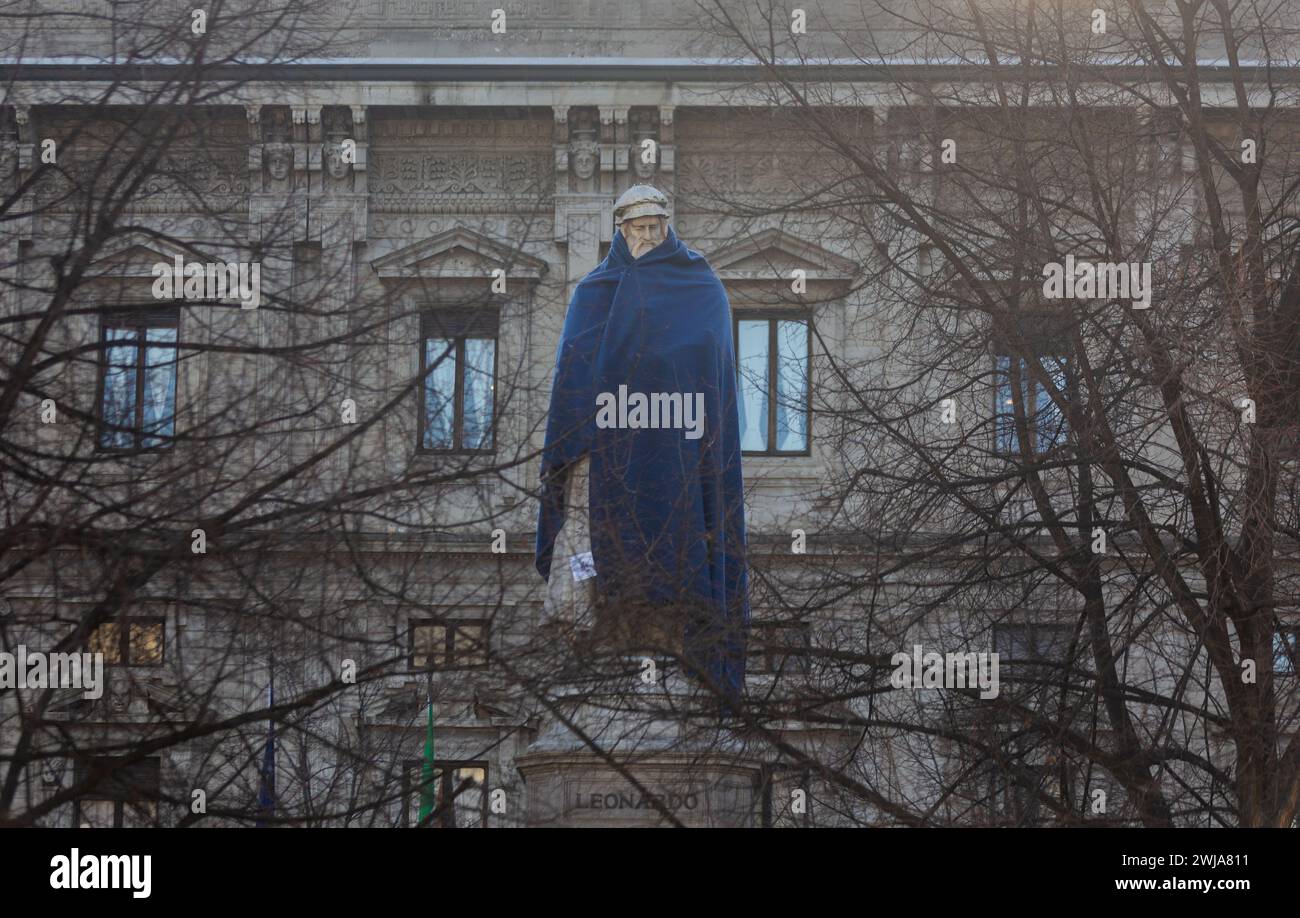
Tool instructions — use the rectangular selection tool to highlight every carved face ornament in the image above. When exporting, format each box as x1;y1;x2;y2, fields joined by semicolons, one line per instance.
570;141;598;180
324;142;349;179
634;153;656;179
633;135;657;179
265;144;292;181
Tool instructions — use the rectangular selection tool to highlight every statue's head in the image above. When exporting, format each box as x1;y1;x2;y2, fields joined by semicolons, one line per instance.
567;136;598;180
632;131;658;179
633;152;657;180
265;143;292;181
614;184;670;259
324;141;350;180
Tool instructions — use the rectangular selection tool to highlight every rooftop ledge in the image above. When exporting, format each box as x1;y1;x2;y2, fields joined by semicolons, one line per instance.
1;56;1293;84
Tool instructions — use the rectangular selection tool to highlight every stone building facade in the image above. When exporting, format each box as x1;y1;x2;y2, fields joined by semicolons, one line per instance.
1;2;1296;827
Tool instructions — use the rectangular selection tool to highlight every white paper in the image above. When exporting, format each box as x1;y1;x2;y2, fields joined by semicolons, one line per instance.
569;551;596;582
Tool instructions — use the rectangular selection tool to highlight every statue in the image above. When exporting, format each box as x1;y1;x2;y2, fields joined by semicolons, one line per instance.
264;143;293;185
323;140;350;182
570;140;598;181
536;185;751;703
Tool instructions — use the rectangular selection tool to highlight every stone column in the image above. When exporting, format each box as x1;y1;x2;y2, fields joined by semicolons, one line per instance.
553;105;611;303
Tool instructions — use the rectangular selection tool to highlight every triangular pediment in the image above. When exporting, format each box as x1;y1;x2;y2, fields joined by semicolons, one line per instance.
708;229;858;282
85;232;211;280
370;228;548;281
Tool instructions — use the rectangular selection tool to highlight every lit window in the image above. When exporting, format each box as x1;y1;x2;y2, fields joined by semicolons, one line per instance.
406;761;488;828
410;619;488;670
88;618;165;666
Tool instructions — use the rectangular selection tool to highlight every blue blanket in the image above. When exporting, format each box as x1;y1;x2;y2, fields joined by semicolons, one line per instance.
536;225;750;701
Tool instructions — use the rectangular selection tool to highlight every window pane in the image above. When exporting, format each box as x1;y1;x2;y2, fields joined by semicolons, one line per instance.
89;623;123;664
994;355;1018;454
140;327;178;447
452;767;485;828
122;799;157;828
1275;630;1298;674
100;328;139;449
413;624;446;669
1035;355;1067;452
129;622;164;665
994;624;1033;660
774;320;808;451
462;338;495;450
423;339;457;449
78;798;117;828
1033;626;1070;663
454;623;487;666
737;320;769;451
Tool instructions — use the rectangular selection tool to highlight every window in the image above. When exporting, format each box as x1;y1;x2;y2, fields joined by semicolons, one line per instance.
735;314;810;454
983;761;1055;827
410;619;489;670
994;353;1069;454
993;622;1072;680
73;757;160;827
87;617;165;666
993;622;1071;661
760;764;811;828
1274;623;1299;675
405;760;488;828
419;310;497;452
97;312;179;450
749;621;811;675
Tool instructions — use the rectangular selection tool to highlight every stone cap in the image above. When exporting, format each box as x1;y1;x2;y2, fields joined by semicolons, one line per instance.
614;184;669;225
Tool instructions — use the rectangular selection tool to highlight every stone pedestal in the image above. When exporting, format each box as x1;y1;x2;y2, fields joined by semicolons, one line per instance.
516;666;761;827
518;751;759;827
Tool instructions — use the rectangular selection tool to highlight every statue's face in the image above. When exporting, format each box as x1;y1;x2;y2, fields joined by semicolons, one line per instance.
621;215;667;259
266;146;291;181
633;148;656;179
572;149;596;180
324;143;349;179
